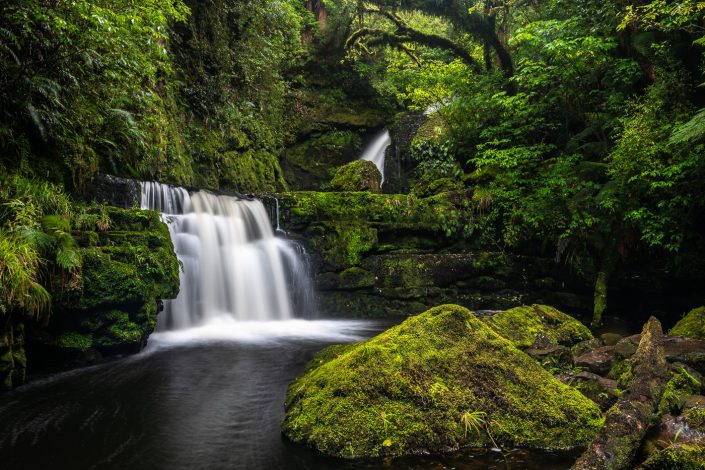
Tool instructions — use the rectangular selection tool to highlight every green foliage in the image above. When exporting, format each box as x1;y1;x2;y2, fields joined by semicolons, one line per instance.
0;173;79;318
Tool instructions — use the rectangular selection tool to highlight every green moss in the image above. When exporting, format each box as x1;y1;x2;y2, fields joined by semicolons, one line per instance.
56;331;93;351
482;304;593;349
339;267;376;289
310;223;377;269
220;150;288;193
669;307;705;340
640;440;705;469
411;176;465;198
330;160;382;193
608;360;634;389
278;191;466;237
659;368;702;415
283;304;603;459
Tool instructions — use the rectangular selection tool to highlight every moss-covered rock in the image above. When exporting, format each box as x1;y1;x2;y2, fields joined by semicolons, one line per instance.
330;160;382;193
639;439;705;469
659;368;703;415
219;150;288;193
670;307;705;340
26;206;180;371
283;304;603;459
482;304;593;349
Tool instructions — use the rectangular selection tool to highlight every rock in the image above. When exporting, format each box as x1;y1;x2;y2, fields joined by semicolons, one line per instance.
25;207;180;372
669;307;705;340
573;317;670;470
525;344;572;365
614;334;641;358
659;368;703;415
283;305;603;459
570;371;621;411
575;346;618;375
572;338;604;357
482;304;593;350
601;333;624;346
638;438;705;469
330;160;382;193
663;336;705;374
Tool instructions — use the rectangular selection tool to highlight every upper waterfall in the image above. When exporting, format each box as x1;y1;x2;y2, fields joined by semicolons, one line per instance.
141;182;314;330
359;129;391;184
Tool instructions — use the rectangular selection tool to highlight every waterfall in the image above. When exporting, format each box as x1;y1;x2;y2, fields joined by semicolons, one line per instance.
140;182;315;330
359;129;391;184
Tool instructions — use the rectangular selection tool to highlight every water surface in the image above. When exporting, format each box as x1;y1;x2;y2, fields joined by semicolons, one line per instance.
0;319;575;470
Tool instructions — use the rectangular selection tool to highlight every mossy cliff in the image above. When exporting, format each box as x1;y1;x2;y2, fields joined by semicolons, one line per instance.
24;207;179;375
277;191;591;316
283;304;603;458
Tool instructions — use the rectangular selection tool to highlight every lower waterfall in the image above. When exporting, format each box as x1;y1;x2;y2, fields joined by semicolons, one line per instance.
140;181;315;330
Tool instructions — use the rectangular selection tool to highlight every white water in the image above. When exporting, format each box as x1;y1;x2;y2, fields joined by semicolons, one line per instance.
146;318;372;348
141;182;314;330
359;129;391;184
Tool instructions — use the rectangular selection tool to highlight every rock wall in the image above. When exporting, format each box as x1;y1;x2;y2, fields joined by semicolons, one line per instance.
19;207;179;379
277;191;591;317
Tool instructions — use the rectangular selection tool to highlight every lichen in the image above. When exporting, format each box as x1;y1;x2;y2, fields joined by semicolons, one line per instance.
482;304;593;349
283;304;603;459
669;307;705;340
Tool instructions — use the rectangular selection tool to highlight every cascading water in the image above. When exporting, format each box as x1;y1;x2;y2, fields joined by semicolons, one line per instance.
359;129;391;184
140;182;315;330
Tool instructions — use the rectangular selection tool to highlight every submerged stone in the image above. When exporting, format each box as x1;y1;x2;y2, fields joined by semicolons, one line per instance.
283;304;603;459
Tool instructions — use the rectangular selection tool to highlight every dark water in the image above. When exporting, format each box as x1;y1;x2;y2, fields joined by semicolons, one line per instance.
0;320;575;470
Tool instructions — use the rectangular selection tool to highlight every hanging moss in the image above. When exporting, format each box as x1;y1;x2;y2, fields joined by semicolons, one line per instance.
283;304;603;459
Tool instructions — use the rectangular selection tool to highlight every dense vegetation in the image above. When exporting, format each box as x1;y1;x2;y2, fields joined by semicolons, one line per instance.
342;0;705;325
0;0;704;359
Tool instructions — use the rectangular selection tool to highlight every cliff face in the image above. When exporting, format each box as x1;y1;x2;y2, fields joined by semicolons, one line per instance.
1;206;180;389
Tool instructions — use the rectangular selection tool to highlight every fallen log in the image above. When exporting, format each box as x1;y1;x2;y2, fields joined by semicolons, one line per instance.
572;317;670;470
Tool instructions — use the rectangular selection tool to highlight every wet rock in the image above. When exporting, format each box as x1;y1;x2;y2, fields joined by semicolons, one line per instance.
572;338;603;357
575;346;618;375
663;336;705;374
573;317;670;470
614;334;641;358
570;371;621;411
600;333;624;346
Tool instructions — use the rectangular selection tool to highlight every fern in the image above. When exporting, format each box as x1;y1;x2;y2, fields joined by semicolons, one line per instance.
670;108;705;145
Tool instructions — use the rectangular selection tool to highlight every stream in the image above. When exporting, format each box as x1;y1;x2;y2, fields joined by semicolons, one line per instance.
0;319;576;470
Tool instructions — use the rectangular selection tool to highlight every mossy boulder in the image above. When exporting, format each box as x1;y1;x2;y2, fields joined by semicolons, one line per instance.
670;307;705;340
330;160;382;193
483;304;593;349
283;304;603;459
639;439;705;469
